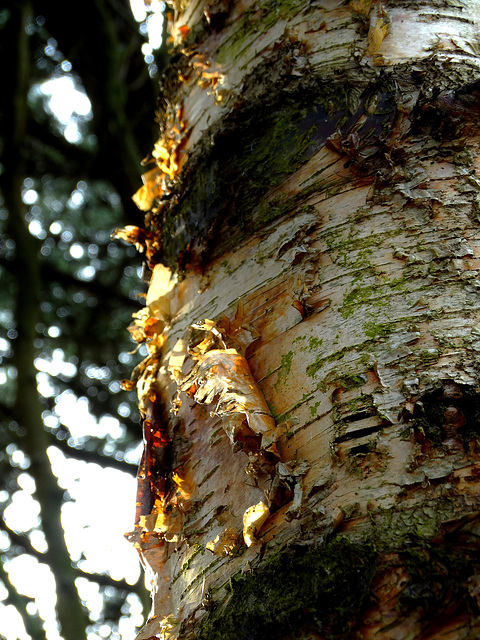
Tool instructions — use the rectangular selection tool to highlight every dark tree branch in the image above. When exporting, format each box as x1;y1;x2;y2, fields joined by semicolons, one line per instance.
0;519;44;558
73;567;145;595
26;120;92;175
0;400;14;423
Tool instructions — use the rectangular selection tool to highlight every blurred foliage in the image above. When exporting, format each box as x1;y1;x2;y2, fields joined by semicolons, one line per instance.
0;0;168;638
0;175;144;437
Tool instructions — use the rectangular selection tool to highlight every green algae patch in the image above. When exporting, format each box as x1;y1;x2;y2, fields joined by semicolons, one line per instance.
309;401;321;417
197;538;376;640
306;345;355;379
363;321;392;339
340;283;390;319
337;374;368;391
309;336;323;351
274;351;294;390
216;0;307;64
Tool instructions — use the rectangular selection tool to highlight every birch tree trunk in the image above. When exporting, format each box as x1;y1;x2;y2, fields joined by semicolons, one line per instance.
123;1;480;638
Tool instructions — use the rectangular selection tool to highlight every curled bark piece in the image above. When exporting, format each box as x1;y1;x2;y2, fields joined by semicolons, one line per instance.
243;501;270;547
177;348;278;454
277;460;311;521
146;263;175;325
111;225;159;260
205;528;242;556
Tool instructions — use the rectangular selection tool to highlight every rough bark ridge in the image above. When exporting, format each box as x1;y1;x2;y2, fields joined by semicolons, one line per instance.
122;1;480;638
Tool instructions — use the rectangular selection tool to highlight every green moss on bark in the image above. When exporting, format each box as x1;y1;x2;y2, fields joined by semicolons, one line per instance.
152;75;398;268
178;503;480;640
197;538;377;640
216;0;308;64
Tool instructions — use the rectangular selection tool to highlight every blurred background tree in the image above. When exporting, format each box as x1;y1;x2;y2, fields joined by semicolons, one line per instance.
0;1;167;638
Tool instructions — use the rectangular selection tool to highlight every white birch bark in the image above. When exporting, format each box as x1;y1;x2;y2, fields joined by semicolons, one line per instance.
122;1;480;638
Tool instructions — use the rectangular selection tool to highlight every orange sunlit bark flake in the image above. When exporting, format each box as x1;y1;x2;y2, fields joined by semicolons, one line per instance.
128;308;166;349
178;24;189;40
111;225;158;255
152;141;170;162
144;317;165;338
132;167;164;212
171;471;191;500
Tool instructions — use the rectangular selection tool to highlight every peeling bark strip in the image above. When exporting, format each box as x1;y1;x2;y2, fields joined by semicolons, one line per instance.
120;0;480;638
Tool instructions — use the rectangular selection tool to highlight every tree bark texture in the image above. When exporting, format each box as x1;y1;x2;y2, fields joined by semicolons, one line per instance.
124;1;480;638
